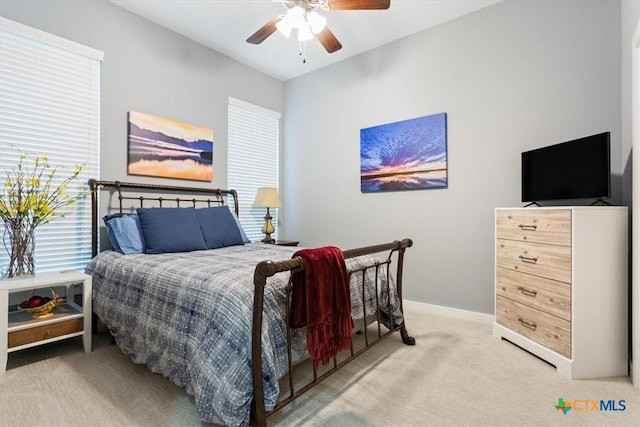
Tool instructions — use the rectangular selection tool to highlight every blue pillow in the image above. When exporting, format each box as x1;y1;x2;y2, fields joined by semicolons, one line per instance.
103;214;146;254
103;217;122;253
136;207;207;254
196;206;246;249
230;209;251;244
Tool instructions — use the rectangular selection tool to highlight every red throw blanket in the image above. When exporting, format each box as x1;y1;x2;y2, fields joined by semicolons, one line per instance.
290;246;354;367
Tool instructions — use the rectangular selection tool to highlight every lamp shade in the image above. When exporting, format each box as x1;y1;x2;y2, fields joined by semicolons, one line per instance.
297;22;314;42
252;187;282;208
276;6;303;38
307;11;327;34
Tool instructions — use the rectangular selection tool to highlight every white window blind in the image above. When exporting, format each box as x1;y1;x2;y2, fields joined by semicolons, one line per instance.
228;97;280;242
0;17;102;273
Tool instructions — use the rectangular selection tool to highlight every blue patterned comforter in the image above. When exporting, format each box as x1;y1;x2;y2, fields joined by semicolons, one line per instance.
85;243;401;426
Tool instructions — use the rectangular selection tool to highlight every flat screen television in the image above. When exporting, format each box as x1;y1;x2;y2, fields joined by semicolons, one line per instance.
521;132;610;203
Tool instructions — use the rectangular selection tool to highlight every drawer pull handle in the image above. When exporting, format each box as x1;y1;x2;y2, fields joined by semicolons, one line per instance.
517;286;538;297
518;317;537;330
518;224;537;231
518;255;538;264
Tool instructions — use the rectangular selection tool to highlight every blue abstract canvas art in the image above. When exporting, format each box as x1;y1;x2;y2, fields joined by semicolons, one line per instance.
360;112;447;192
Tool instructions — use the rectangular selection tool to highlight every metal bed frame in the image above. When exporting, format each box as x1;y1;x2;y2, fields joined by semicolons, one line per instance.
89;179;414;426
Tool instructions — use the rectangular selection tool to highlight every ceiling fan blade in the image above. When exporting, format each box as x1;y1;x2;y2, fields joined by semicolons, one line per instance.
317;27;342;53
328;0;390;10
246;16;281;44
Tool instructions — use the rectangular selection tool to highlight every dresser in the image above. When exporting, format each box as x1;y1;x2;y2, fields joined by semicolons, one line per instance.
493;206;628;379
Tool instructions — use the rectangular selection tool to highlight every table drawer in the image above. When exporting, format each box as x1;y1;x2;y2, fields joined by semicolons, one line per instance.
496;296;570;358
496;239;571;284
8;318;83;348
496;267;570;321
496;209;571;246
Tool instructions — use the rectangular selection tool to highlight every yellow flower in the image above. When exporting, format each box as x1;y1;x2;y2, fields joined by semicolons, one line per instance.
0;147;86;228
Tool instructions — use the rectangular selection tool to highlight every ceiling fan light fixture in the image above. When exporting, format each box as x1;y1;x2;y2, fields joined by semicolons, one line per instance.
307;11;327;34
275;17;293;37
297;22;314;42
288;5;305;27
276;5;304;37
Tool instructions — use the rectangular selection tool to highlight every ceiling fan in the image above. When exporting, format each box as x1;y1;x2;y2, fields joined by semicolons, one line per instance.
247;0;390;58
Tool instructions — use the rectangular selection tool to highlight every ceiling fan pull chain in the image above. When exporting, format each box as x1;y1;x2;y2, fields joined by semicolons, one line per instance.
299;40;307;64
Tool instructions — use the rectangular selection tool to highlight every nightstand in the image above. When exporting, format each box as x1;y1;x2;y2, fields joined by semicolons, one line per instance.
274;240;299;247
1;270;92;374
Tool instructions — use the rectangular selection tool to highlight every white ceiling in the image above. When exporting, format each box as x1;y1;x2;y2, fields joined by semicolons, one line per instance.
110;0;502;81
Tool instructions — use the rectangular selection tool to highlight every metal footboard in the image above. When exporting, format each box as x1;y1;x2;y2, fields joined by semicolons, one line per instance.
251;238;414;426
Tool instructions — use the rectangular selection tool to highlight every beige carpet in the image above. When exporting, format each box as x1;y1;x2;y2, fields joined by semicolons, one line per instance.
1;304;638;426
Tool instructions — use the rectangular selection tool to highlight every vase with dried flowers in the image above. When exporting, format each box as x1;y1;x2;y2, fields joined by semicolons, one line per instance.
0;147;86;279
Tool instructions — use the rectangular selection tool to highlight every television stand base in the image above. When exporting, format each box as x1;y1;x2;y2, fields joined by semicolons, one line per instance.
523;201;541;207
590;198;612;206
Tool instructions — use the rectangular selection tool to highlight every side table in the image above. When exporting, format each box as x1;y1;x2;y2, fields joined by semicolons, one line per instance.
274;240;299;247
0;270;92;374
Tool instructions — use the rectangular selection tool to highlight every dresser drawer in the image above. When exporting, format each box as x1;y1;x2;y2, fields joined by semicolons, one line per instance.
496;267;570;321
8;318;83;348
496;209;571;246
496;239;571;283
496;296;570;358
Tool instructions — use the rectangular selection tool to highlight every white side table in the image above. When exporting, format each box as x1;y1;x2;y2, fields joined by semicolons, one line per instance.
0;270;92;374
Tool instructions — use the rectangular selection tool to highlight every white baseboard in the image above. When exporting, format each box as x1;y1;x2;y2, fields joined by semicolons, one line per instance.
403;299;494;324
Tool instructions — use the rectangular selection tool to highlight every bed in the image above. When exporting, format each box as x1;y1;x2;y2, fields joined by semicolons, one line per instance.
85;180;414;427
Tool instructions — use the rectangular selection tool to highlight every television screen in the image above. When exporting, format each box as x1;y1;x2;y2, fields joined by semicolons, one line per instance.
521;132;610;203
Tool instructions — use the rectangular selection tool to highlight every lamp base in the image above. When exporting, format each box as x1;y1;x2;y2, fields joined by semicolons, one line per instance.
261;209;276;244
261;235;275;244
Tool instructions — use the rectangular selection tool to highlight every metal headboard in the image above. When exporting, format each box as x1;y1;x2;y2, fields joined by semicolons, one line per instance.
89;179;239;257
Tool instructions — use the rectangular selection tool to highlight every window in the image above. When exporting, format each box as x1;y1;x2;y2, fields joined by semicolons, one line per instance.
0;18;102;273
228;97;281;242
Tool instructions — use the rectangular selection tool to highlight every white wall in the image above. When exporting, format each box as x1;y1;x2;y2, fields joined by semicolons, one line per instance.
622;1;639;236
623;1;640;189
283;0;623;314
0;0;284;195
622;0;640;391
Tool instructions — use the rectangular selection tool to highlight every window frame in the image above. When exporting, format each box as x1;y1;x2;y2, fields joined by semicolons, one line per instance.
227;97;281;243
0;17;102;274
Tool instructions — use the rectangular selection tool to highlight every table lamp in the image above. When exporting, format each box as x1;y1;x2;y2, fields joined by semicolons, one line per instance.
252;187;282;243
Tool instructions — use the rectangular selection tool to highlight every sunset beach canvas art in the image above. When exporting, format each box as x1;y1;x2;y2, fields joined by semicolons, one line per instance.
127;111;213;181
360;112;447;192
